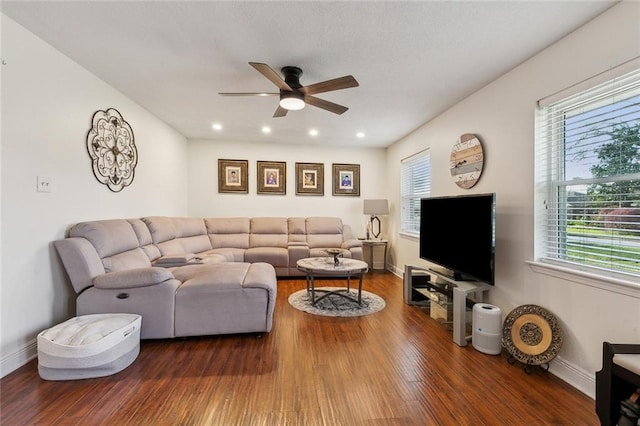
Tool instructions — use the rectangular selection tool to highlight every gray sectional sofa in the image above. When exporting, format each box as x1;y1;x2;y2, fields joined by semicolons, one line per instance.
54;216;363;339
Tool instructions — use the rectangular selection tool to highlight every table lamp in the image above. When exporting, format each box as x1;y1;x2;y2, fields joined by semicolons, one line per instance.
363;199;388;239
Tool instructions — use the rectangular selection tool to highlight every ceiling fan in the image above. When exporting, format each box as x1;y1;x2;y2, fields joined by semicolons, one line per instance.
219;62;359;118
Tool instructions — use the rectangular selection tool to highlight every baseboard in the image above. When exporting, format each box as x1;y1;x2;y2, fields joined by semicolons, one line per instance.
548;354;596;399
1;339;37;378
389;264;403;278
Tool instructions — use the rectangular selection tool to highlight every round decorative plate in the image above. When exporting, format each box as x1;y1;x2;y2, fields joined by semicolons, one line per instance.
450;133;484;189
502;304;563;366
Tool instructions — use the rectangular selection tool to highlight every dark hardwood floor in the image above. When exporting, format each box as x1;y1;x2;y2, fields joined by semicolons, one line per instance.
1;271;598;425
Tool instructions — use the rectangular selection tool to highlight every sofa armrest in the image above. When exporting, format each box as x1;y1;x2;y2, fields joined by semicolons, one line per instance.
54;238;106;294
608;343;640;357
93;267;174;289
341;239;363;250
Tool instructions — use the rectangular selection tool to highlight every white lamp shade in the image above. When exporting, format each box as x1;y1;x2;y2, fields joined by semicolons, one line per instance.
363;199;389;215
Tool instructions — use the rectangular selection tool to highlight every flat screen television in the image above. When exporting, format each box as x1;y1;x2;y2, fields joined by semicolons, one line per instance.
419;193;496;285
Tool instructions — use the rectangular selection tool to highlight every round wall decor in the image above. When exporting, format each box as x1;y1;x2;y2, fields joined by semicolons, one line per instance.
450;133;484;189
86;108;137;192
502;304;563;368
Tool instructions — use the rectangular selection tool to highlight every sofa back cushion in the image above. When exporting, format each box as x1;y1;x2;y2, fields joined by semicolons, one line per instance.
129;219;161;260
142;216;211;256
142;216;181;255
205;218;250;249
102;249;153;273
142;216;176;243
172;217;211;254
250;217;288;248
70;220;138;257
288;217;307;243
305;217;344;248
69;220;151;272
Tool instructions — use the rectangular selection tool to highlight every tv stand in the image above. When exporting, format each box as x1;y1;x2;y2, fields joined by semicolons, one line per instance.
403;265;492;347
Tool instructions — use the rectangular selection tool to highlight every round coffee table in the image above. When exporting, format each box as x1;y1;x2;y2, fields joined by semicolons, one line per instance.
296;257;369;306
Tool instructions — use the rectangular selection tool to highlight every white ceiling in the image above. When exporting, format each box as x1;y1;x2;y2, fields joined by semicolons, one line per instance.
2;1;616;148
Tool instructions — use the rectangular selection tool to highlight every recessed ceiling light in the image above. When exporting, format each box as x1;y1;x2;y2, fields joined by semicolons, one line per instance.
309;129;318;136
356;132;365;138
212;123;222;131
262;126;271;134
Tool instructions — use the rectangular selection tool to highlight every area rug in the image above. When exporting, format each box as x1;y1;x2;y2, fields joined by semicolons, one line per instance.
288;287;385;317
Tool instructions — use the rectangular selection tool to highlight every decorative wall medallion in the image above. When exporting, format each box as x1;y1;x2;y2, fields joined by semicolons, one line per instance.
502;304;563;371
450;133;484;189
86;108;137;192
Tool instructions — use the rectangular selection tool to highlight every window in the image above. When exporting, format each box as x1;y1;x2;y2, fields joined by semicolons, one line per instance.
400;149;431;236
535;65;640;281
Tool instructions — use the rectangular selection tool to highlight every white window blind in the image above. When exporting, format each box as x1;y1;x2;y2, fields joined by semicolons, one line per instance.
400;149;431;236
535;66;640;281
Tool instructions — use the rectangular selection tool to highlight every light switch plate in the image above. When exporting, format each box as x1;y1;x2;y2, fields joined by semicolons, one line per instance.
37;176;52;193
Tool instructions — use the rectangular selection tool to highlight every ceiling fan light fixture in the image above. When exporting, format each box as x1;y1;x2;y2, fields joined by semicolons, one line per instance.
279;92;305;111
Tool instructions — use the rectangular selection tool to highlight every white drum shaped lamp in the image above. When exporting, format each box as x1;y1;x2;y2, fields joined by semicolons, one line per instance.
363;199;389;239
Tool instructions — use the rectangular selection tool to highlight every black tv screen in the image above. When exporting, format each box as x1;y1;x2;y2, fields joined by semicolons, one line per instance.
419;193;495;285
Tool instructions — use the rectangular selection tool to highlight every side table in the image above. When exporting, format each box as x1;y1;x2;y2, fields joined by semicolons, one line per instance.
360;239;388;272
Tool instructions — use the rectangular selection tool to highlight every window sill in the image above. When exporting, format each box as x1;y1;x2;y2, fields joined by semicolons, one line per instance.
527;261;640;299
399;231;419;241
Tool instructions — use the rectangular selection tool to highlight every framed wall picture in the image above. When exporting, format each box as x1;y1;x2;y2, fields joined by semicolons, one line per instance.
218;159;248;193
295;162;324;196
257;161;286;195
332;163;360;196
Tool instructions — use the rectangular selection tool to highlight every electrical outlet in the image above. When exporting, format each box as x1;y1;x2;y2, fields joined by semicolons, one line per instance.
37;176;52;193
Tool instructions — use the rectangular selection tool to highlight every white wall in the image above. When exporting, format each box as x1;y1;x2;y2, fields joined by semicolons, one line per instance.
386;2;640;397
0;15;189;377
187;139;388;239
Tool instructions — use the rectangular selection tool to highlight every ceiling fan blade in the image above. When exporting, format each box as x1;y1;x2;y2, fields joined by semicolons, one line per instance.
218;92;278;96
273;105;288;118
305;95;349;115
302;75;359;95
249;62;292;91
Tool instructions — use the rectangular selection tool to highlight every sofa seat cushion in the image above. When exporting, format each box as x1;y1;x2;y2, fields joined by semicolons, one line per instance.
178;263;249;289
244;247;288;267
201;247;244;262
198;253;229;264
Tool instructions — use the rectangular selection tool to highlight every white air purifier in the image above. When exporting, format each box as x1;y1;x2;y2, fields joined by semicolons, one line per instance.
472;303;502;355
